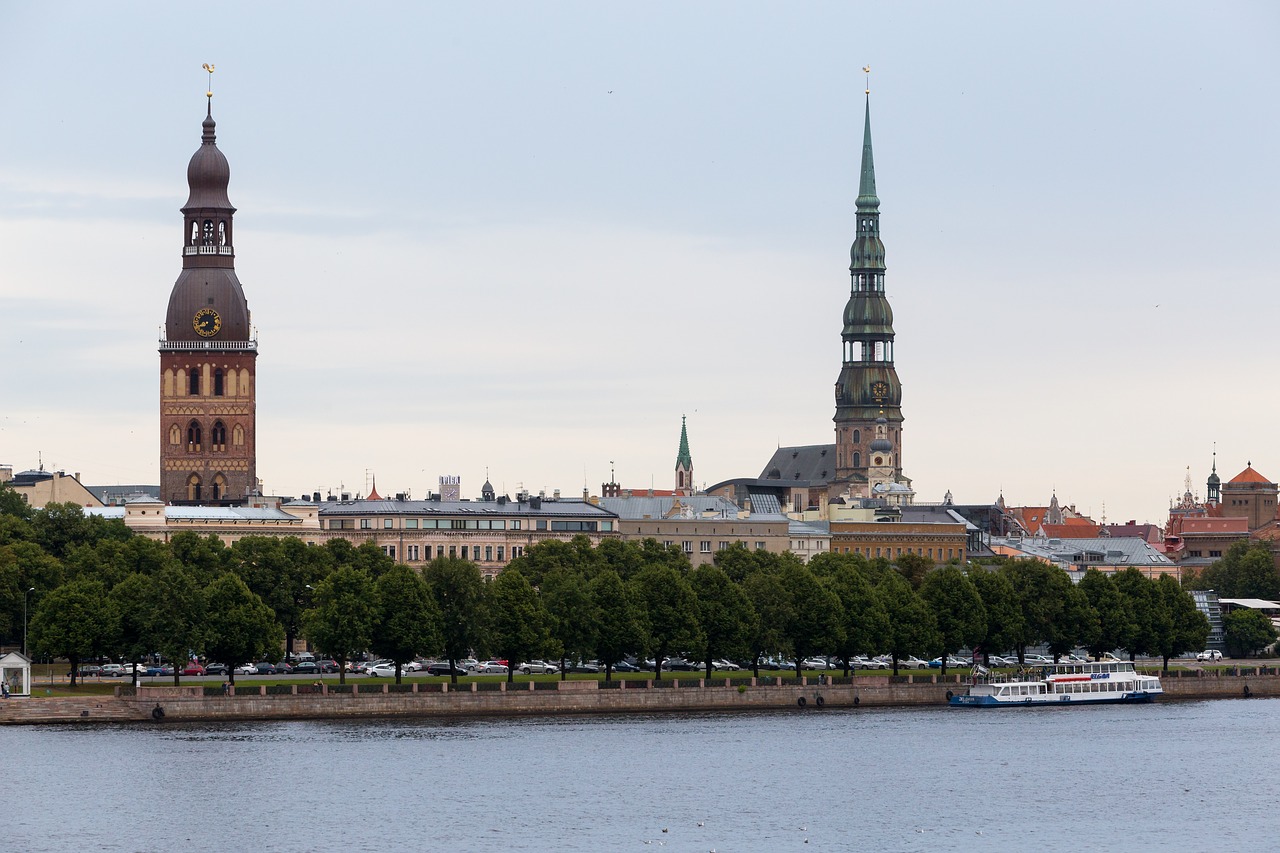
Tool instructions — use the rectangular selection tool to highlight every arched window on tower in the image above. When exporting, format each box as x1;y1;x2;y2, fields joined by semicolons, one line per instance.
169;424;181;446
218;221;226;246
233;424;245;447
187;420;202;452
211;421;227;451
189;369;200;396
187;474;202;502
190;221;198;246
853;429;861;444
212;473;227;501
202;220;215;246
214;369;224;397
853;452;861;468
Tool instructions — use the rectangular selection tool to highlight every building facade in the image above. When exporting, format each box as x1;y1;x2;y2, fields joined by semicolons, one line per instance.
159;91;258;505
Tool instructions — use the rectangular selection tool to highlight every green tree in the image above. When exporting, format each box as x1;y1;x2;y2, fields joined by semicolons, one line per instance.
1078;569;1132;660
1046;581;1099;662
1222;608;1278;658
487;567;549;682
422;557;486;683
1113;568;1162;661
1192;540;1280;600
303;565;375;683
919;566;987;675
1001;559;1067;661
106;572;154;686
234;536;333;661
144;563;207;685
877;570;938;675
29;578;110;686
1153;574;1210;672
590;569;642;681
632;563;700;680
779;562;841;678
0;541;64;646
968;568;1023;665
824;563;889;675
741;567;793;677
508;536;599;588
31;502;130;560
540;566;596;680
894;552;934;589
371;563;441;684
0;480;34;521
169;532;230;588
204;573;283;685
689;564;753;679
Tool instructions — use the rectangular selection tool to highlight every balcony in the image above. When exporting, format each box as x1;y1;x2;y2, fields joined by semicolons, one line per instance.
183;245;235;256
159;338;258;352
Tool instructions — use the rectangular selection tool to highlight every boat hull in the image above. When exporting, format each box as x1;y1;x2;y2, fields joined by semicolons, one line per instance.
949;692;1160;707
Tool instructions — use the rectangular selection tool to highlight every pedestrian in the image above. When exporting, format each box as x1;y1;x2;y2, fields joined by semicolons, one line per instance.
222;681;229;695
2;681;9;699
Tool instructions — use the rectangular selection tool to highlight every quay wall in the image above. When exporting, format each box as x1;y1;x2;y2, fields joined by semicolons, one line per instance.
2;669;1278;725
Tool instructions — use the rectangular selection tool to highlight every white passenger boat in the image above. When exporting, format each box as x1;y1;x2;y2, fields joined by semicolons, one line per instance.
949;659;1162;707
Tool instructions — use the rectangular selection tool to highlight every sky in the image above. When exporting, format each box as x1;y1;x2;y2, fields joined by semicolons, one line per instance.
1;2;1277;524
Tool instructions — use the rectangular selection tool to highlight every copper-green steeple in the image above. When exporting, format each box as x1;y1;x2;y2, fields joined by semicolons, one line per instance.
856;95;879;211
676;415;692;470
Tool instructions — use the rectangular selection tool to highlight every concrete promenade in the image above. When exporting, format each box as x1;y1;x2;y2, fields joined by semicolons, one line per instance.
2;668;1278;725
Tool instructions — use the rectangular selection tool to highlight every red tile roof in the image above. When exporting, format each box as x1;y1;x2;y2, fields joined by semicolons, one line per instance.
1229;466;1272;485
1179;517;1248;534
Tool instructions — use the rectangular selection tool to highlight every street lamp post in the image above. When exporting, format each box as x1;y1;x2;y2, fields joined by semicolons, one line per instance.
23;587;35;657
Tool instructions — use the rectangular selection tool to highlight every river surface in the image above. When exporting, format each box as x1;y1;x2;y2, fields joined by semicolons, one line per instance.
6;698;1277;852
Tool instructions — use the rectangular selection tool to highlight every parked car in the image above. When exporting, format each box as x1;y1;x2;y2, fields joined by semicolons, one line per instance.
76;665;103;678
855;656;893;670
424;662;468;677
520;660;559;675
712;659;741;671
100;664;127;678
204;663;229;676
145;664;173;677
476;661;509;675
1023;654;1053;666
1196;649;1223;662
182;661;206;676
273;661;295;675
567;661;600;673
801;658;832;671
317;660;340;673
293;661;320;675
235;663;258;675
612;660;641;673
253;662;276;675
366;663;398;678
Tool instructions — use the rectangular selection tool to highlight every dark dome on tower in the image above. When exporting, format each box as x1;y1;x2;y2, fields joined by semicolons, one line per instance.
870;416;893;454
184;113;233;211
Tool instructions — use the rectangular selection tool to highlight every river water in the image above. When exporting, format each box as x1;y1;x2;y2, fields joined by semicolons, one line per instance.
6;698;1276;852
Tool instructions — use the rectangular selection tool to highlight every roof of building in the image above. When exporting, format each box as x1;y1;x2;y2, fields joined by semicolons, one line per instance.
318;498;616;518
1218;598;1280;610
1228;465;1273;485
899;506;974;529
759;444;839;485
1179;517;1249;534
746;493;783;515
788;519;830;537
992;536;1173;567
85;505;302;522
1041;522;1099;539
599;494;787;523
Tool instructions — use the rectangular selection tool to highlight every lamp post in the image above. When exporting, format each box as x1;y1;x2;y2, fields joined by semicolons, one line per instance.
23;587;35;657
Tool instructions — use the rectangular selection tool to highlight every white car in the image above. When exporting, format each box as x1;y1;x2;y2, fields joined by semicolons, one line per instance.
1196;649;1223;662
476;661;508;674
712;659;740;671
234;663;258;675
366;663;398;677
520;660;558;675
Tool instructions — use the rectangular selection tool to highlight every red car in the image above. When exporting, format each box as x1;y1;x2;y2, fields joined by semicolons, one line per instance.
182;661;205;676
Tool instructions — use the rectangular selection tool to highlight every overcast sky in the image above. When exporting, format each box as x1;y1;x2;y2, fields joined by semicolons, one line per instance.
1;2;1277;524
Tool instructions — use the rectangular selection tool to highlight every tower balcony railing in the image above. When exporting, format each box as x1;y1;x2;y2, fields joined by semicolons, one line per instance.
158;338;258;352
183;245;235;256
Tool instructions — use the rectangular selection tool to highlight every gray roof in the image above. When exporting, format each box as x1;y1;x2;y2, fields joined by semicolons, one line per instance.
85;505;301;522
788;519;830;536
86;484;161;502
900;506;974;530
991;536;1172;567
319;498;616;518
599;495;739;520
759;444;843;486
747;493;783;515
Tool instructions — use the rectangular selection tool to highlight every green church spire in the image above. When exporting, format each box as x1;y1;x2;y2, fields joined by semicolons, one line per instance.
856;95;879;211
676;415;692;470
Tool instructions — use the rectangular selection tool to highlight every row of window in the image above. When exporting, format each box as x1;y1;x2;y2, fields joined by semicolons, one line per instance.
1186;550;1223;558
163;367;250;398
184;472;229;502
380;543;526;563
327;518;609;532
169;421;245;452
852;272;885;292
666;540;768;554
191;218;230;247
835;545;960;561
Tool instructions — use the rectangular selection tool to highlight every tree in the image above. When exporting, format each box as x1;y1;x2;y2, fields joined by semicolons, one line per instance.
590;569;642;681
303;566;375;684
371;563;441;684
487;567;549;682
1153;574;1209;672
204;573;283;685
106;573;153;686
877;570;938;675
631;564;700;680
1223;608;1277;658
968;568;1023;665
508;535;599;588
1001;559;1067;661
423;557;486;684
824;563;889;675
894;552;934;589
1046;581;1098;662
1078;569;1132;660
29;578;110;686
1191;540;1280;600
0;480;33;521
919;566;986;675
31;502;129;560
1113;568;1162;661
169;532;230;588
144;563;207;685
689;564;753;679
741;567;793;677
779;562;841;679
540;566;596;680
0;541;64;646
234;535;332;661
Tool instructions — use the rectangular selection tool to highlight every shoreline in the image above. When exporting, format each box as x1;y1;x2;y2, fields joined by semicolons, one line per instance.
2;670;1276;725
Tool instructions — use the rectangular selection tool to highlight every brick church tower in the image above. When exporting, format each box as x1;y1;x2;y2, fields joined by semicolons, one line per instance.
158;83;258;505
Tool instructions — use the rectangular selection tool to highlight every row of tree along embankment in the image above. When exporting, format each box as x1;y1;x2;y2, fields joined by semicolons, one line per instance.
3;669;1279;725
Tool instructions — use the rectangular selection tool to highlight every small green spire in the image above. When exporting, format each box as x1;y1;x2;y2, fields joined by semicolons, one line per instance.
676;415;692;470
857;95;879;211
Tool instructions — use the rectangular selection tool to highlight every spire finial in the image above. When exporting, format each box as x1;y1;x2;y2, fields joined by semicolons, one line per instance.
202;63;215;115
863;64;871;96
856;77;879;211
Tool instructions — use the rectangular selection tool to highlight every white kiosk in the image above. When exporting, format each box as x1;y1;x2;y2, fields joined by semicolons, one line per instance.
0;651;32;697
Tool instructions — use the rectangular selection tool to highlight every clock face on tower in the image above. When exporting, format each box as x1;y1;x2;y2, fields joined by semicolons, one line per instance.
871;381;889;401
193;308;221;337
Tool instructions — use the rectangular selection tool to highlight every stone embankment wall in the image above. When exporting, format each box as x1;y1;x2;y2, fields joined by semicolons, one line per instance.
2;670;1276;726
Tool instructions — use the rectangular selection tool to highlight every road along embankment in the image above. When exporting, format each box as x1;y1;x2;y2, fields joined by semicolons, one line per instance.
2;668;1277;725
